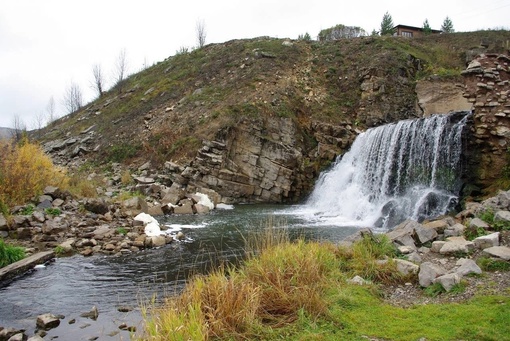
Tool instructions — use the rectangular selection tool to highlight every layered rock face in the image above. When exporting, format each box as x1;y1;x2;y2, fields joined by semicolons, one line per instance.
462;54;510;194
172;116;358;203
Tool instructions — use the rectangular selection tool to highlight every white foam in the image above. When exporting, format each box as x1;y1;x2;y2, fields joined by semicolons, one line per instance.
195;192;215;210
216;203;234;210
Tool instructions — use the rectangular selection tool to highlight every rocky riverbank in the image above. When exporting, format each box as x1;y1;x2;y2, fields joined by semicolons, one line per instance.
1;185;510;340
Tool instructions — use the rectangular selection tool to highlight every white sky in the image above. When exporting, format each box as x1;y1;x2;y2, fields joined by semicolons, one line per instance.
1;0;509;128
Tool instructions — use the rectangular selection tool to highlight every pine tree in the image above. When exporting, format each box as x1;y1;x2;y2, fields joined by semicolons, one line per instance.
380;11;395;36
423;19;432;35
441;16;454;33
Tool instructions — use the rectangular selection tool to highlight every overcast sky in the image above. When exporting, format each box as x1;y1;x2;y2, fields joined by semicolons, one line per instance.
1;0;509;128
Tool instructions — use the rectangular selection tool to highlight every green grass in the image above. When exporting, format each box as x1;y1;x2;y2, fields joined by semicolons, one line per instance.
0;239;25;268
139;230;510;340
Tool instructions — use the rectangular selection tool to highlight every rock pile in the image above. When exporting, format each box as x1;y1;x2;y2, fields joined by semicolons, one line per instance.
380;189;510;292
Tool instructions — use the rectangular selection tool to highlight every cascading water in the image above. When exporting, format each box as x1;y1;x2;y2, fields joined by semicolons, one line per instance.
300;111;471;230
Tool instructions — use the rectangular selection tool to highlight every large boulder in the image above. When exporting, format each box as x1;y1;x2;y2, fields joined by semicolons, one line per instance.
434;273;461;292
418;262;447;287
494;210;510;223
473;232;500;249
386;220;417;249
414;223;438;245
456;259;482;276
439;237;475;255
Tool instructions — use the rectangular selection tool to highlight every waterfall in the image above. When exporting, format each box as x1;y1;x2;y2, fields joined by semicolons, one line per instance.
301;111;471;230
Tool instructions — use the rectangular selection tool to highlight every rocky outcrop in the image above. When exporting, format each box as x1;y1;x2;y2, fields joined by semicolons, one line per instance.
462;54;510;195
165;116;359;203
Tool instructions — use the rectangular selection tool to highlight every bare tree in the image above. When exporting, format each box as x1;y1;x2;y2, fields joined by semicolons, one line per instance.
46;96;56;125
196;19;207;48
11;114;27;142
62;82;83;114
91;63;105;97
32;111;45;137
114;48;128;88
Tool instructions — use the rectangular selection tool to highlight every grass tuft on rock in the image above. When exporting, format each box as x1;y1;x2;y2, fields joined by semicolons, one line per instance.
0;239;25;268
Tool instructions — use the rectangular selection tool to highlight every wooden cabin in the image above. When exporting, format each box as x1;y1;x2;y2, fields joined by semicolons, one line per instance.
393;24;442;38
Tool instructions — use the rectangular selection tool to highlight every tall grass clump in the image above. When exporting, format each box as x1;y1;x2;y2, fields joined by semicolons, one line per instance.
0;138;68;208
141;227;340;340
337;233;403;284
0;239;26;268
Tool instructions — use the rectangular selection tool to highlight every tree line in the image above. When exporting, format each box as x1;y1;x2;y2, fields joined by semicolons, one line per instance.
303;12;455;42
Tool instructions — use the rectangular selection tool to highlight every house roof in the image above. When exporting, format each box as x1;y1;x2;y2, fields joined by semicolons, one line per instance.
393;24;442;34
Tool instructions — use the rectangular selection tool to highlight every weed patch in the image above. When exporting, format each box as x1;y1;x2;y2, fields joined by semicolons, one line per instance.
0;239;25;268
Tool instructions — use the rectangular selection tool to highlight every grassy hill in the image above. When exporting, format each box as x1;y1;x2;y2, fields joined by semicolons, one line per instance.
35;30;510;201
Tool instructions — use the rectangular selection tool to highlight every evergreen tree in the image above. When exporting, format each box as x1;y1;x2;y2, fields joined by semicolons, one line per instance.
380;12;395;36
423;19;432;35
441;16;454;33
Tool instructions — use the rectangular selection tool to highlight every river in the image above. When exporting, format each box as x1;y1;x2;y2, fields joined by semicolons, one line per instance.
0;204;360;340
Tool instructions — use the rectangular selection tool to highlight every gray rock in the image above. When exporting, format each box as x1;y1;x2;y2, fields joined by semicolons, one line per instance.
482;246;510;260
27;335;45;341
92;225;112;239
394;259;420;276
36;199;52;210
194;204;210;214
494;210;510;223
150;236;166;247
32;211;46;223
0;213;7;230
41;218;68;235
430;241;446;253
176;231;185;241
397;245;415;254
348;275;370;285
84;198;109;215
0;328;21;341
44;186;61;198
434;273;461;291
386;220;417;249
456;259;482;276
58;239;76;253
52;198;64;207
418;262;447;287
80;306;99;320
36;313;61;330
439;237;475;255
122;197;149;215
474;232;500;249
444;223;466;237
7;332;26;341
173;199;195;215
423;220;449;233
38;195;53;203
469;217;489;230
414;223;438;245
133;176;155;185
407;252;423;264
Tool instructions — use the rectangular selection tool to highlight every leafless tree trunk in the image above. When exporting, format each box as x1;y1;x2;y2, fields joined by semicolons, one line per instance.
32;111;45;138
46;96;56;125
11;114;26;142
62;82;83;114
92;63;105;97
114;48;128;90
196;19;207;48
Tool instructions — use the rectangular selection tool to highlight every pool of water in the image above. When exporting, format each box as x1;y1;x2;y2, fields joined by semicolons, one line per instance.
0;204;362;340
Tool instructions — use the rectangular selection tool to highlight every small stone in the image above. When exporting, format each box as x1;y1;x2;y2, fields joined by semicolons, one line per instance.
474;232;500;249
348;275;370;285
80;306;99;320
176;231;185;240
456;259;482;276
394;259;420;276
419;262;447;287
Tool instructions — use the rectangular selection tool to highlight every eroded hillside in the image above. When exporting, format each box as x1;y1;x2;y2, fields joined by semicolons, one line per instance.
38;30;510;203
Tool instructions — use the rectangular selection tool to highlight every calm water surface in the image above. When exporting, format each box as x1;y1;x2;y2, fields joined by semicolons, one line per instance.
0;204;360;340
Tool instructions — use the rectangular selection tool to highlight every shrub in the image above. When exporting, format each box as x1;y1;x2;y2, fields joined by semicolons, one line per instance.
0;139;68;208
0;239;25;268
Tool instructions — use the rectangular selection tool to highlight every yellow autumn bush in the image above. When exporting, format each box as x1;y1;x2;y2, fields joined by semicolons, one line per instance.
0;138;69;210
